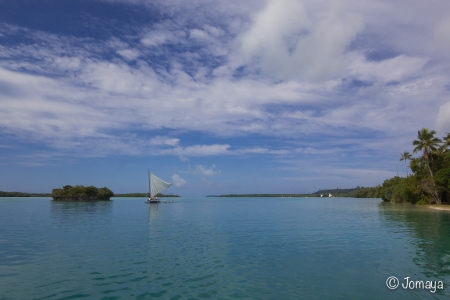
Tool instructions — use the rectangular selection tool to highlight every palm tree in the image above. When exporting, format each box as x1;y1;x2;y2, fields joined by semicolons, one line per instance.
442;132;450;152
400;151;412;177
412;128;442;204
412;128;441;178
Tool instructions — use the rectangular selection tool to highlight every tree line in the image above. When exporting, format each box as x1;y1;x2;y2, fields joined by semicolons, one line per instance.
355;128;450;204
0;191;51;197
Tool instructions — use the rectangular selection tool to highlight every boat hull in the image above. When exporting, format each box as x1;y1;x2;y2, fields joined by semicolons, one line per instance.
146;199;160;203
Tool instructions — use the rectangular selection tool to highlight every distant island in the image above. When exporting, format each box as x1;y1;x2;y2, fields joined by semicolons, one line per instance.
207;188;361;198
113;193;180;197
0;191;52;197
52;185;114;201
0;190;180;198
207;194;315;197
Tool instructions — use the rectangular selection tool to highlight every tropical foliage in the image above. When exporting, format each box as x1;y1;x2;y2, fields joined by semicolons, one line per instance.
400;151;412;177
353;186;382;198
52;185;114;201
372;128;450;204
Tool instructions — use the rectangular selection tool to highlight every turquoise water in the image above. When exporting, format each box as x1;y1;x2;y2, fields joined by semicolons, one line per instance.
1;197;450;299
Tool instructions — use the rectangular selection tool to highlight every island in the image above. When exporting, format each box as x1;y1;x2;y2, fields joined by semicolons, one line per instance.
207;189;360;198
52;185;114;201
0;191;52;197
355;128;450;205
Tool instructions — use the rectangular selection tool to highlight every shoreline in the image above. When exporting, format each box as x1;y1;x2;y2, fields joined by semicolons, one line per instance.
427;205;450;211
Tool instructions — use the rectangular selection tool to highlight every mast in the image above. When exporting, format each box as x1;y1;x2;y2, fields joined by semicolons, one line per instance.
147;169;151;198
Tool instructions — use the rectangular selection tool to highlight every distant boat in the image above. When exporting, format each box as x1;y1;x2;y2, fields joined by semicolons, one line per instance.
320;194;323;197
329;193;333;198
147;171;172;203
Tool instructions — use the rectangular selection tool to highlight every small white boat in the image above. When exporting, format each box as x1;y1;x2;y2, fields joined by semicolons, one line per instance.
329;193;333;198
147;171;172;203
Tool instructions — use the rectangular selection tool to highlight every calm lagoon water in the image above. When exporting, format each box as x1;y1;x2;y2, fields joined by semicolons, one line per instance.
1;197;450;299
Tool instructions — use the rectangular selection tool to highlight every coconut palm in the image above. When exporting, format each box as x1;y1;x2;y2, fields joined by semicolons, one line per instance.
399;151;412;177
413;128;442;204
436;132;450;154
442;132;450;151
412;128;441;178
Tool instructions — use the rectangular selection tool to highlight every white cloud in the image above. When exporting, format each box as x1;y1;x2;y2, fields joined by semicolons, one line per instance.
117;49;140;61
53;57;82;71
347;54;428;83
161;145;231;156
107;37;129;49
79;61;159;95
141;29;186;47
189;29;209;40
203;25;224;37
172;173;187;187
433;17;450;58
236;0;364;81
1;0;450;170
150;136;180;146
0;66;112;140
436;101;450;133
195;164;221;176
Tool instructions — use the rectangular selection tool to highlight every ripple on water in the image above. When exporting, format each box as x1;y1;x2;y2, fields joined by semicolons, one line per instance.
1;198;450;299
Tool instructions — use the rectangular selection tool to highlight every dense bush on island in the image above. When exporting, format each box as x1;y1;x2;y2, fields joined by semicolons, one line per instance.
113;193;180;197
355;128;450;205
52;185;114;201
353;186;382;198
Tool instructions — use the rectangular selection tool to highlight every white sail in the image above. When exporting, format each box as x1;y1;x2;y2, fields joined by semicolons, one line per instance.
148;172;172;198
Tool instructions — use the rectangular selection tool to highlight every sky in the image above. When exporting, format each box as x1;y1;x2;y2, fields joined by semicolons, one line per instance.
1;0;450;196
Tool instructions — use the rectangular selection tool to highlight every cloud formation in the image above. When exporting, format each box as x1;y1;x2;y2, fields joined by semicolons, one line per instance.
172;174;187;187
150;136;180;146
195;164;221;176
1;0;450;193
237;0;364;81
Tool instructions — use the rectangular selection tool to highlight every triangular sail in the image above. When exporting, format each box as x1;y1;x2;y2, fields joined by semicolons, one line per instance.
148;171;172;198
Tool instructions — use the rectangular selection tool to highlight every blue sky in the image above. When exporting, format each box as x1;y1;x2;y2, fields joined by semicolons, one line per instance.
1;0;450;196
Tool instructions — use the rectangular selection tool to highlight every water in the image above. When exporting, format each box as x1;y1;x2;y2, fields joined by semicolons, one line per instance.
1;197;450;299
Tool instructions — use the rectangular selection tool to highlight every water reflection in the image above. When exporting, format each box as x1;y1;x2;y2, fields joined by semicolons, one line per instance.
147;203;159;224
378;202;450;278
51;200;112;228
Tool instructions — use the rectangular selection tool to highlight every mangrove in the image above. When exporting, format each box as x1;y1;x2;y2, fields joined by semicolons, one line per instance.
52;185;114;201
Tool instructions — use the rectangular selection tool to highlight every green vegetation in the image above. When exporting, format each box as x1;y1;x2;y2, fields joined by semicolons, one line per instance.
113;193;180;197
52;185;114;201
359;128;450;205
0;191;51;197
353;186;382;198
400;151;412;177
